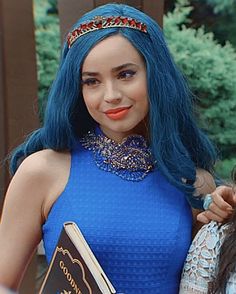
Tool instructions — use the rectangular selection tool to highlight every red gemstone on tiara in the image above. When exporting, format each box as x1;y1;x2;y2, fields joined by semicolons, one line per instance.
130;19;136;26
96;22;102;28
88;21;94;28
81;24;88;30
115;17;121;24
141;24;147;32
106;17;113;24
121;17;128;24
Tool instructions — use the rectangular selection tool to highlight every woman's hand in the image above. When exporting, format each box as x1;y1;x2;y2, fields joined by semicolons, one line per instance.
197;185;236;223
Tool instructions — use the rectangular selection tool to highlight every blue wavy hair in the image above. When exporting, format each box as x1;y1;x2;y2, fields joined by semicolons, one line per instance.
10;3;217;208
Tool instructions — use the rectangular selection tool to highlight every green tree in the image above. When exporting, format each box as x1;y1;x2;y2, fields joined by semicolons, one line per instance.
34;0;60;119
165;0;236;48
164;0;236;178
205;0;235;13
197;0;236;48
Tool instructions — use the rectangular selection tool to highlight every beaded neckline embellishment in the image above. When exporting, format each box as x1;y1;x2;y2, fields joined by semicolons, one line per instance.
80;131;155;181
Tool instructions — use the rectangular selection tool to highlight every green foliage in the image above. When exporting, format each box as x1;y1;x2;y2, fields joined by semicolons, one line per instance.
34;0;60;119
166;1;236;50
164;2;236;178
205;3;236;48
203;0;236;47
47;0;58;14
215;158;236;180
205;0;235;14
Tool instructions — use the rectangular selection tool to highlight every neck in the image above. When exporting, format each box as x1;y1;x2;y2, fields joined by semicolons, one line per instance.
99;121;149;143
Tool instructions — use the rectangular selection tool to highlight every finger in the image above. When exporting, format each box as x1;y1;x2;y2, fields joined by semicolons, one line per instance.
204;210;225;223
215;186;235;207
211;191;233;211
208;201;232;219
197;212;210;224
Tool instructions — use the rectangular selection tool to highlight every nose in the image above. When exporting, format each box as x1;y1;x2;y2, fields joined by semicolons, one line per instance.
104;81;122;103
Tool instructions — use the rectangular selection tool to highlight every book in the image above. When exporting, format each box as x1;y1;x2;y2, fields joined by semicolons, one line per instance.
39;222;116;294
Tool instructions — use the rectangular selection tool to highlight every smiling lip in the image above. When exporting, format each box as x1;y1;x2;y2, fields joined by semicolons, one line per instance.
104;106;132;120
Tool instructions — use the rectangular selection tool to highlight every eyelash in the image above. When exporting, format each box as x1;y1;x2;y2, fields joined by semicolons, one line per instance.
81;78;98;87
118;70;136;79
81;70;136;86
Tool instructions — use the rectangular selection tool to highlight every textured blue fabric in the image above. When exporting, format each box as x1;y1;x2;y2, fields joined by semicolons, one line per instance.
42;140;192;294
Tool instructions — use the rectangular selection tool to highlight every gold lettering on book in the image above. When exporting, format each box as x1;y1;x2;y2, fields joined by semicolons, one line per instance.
61;290;72;294
56;247;93;294
59;260;82;294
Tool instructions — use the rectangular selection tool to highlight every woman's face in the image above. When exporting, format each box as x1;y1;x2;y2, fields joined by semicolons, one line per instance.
81;34;149;142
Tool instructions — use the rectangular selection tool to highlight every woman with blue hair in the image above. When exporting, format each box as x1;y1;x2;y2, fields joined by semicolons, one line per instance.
0;3;234;293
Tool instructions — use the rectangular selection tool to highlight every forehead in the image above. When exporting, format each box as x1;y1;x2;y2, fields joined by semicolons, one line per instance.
82;34;144;71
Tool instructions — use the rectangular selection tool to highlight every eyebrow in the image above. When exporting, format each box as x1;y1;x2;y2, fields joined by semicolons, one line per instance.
81;63;138;77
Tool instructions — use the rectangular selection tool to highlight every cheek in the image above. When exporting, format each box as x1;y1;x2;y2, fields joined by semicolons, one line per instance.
142;98;149;118
82;98;99;122
140;79;149;112
144;97;149;112
137;89;149;118
130;74;148;103
82;91;98;112
135;86;149;109
82;96;91;112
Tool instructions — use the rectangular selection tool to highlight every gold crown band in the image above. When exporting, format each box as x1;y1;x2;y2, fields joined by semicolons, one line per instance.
67;16;147;48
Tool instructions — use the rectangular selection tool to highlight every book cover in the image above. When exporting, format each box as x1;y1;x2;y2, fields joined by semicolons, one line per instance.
39;222;116;294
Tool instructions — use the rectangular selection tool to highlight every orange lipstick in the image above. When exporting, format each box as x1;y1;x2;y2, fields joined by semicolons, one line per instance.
105;107;131;120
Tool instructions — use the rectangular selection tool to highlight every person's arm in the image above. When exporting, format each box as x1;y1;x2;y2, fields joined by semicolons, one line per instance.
0;153;49;289
179;221;228;294
0;150;69;290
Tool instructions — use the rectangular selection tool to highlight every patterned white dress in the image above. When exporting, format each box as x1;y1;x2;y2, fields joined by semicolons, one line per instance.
179;221;236;294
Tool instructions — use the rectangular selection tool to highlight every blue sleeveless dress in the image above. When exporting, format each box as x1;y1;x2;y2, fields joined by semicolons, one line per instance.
42;132;192;294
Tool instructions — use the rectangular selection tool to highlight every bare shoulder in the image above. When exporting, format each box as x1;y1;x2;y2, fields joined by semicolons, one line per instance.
17;149;70;185
18;149;70;176
8;149;71;221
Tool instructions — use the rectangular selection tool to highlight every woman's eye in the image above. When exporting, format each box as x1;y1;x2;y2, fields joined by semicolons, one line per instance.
81;78;99;86
118;70;136;80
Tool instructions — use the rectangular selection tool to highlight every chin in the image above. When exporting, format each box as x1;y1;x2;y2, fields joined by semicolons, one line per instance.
111;121;138;133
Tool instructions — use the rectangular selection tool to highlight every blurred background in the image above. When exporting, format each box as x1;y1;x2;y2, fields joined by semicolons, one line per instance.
34;0;236;180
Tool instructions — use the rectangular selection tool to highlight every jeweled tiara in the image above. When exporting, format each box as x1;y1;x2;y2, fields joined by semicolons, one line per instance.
67;15;148;48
